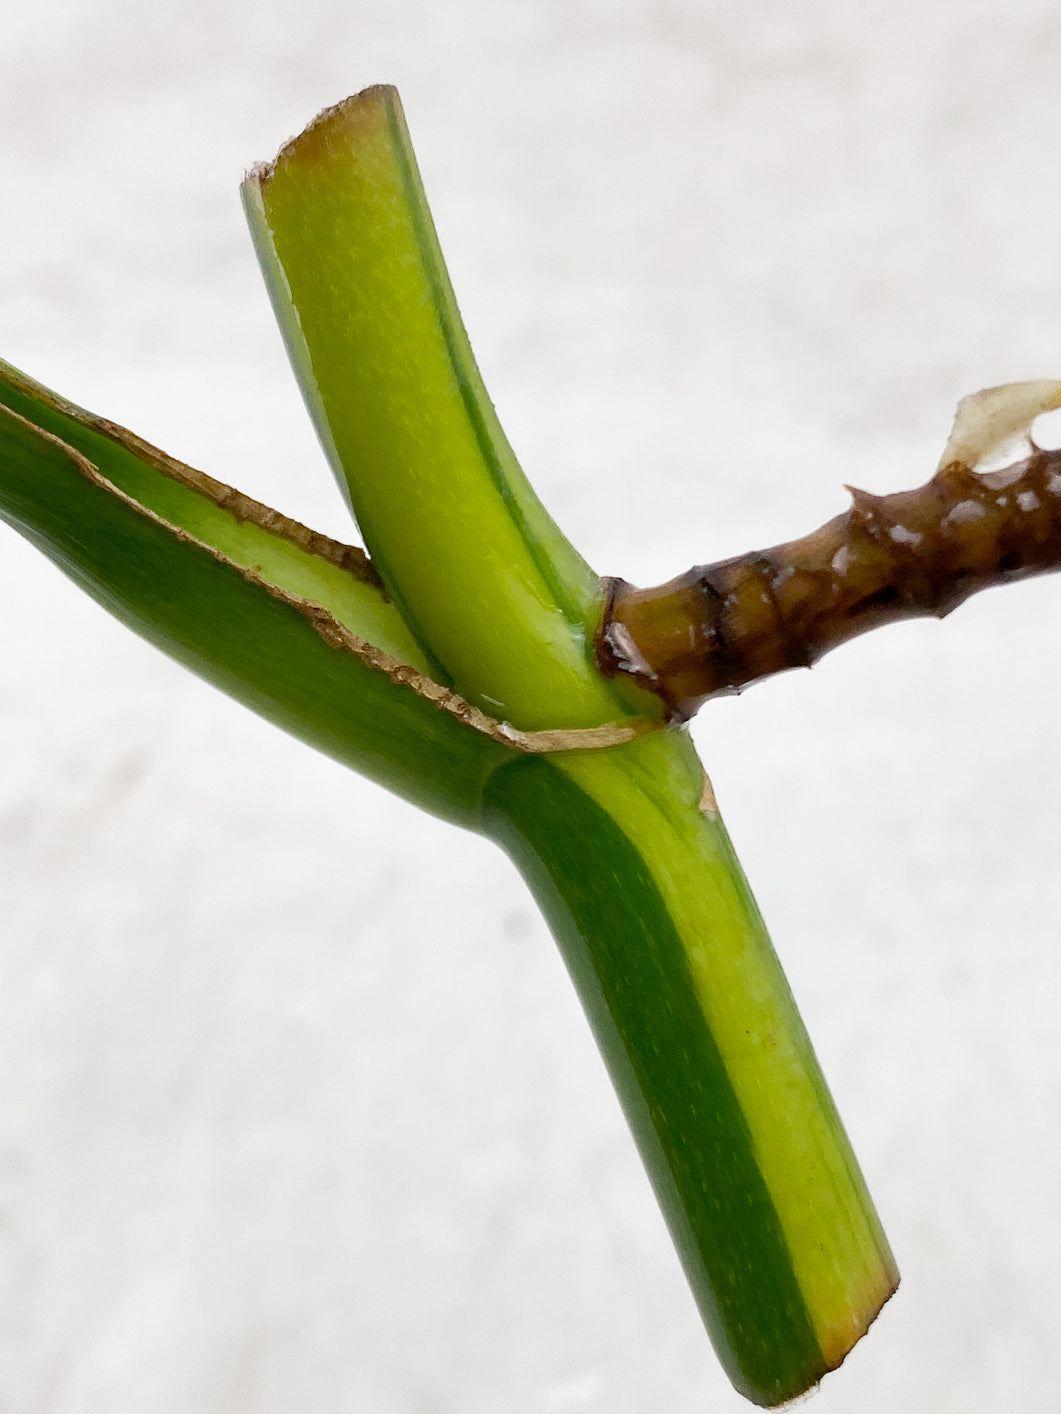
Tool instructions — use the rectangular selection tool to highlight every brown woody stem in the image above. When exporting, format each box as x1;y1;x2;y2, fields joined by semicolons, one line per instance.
597;448;1061;719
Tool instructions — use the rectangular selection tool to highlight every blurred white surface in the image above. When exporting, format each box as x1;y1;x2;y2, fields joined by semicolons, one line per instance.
2;2;1061;1410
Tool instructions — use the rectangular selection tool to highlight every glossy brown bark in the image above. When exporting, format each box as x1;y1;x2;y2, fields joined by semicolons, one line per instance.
597;449;1061;719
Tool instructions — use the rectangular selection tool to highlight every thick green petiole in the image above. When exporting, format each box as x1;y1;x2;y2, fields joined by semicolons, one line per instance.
242;86;635;733
485;732;896;1404
243;86;898;1403
0;360;513;827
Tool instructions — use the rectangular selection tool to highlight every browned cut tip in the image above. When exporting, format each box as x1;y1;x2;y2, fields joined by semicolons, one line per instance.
815;1265;900;1395
248;84;402;186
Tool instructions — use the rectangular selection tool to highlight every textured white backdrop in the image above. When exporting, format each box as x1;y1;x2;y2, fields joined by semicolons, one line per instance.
2;2;1061;1410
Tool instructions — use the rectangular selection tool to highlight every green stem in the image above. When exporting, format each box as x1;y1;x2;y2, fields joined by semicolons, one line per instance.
243;85;645;732
243;86;898;1404
485;731;896;1405
0;361;511;827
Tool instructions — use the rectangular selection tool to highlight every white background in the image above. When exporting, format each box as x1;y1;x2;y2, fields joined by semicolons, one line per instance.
2;2;1061;1410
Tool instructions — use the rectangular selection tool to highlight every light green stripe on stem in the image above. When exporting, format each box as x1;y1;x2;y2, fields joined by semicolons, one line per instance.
243;86;645;732
554;729;897;1370
0;393;512;826
0;358;432;672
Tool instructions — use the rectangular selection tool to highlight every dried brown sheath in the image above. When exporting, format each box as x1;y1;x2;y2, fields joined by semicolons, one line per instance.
598;448;1061;719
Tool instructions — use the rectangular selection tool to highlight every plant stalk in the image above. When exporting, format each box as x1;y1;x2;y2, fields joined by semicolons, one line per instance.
243;84;898;1404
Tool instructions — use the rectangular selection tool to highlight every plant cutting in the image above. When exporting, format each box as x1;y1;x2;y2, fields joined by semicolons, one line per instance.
1;84;1059;1406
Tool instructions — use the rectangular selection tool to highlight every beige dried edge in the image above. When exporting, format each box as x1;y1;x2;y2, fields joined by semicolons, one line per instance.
0;396;655;756
698;770;719;817
244;85;392;189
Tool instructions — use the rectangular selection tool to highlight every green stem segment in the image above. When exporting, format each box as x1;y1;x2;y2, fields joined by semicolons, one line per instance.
244;86;898;1404
243;86;636;732
0;360;512;827
485;733;896;1404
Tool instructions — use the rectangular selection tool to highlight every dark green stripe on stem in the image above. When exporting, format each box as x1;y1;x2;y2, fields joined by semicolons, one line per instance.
483;753;824;1406
0;404;509;826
